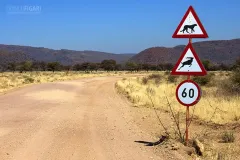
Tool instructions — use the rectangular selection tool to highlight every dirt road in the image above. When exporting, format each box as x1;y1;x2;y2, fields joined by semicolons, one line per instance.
0;77;163;160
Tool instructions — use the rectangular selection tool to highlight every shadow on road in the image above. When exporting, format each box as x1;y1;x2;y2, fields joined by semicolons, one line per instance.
134;135;167;146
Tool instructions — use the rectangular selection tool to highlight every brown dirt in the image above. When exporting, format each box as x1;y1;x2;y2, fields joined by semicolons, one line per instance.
0;76;181;160
1;76;239;160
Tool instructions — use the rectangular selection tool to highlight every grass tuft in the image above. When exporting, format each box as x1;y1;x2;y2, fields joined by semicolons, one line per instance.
221;131;235;143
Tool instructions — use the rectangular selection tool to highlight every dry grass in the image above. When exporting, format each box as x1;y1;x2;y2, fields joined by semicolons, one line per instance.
116;71;240;124
0;71;125;94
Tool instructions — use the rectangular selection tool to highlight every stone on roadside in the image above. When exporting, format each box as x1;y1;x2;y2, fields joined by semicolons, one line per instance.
193;139;204;156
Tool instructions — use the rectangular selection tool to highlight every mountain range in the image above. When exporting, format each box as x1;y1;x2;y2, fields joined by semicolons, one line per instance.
130;38;240;65
0;38;239;66
0;44;135;66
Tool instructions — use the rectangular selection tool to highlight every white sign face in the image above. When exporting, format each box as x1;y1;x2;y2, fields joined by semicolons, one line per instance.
176;48;202;72
171;43;207;76
176;11;203;36
172;6;208;38
176;80;201;106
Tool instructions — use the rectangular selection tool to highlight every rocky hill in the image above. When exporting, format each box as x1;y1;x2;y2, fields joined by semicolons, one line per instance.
0;44;135;65
130;39;240;65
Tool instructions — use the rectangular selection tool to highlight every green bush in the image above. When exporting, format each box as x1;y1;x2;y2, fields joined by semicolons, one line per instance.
192;73;214;86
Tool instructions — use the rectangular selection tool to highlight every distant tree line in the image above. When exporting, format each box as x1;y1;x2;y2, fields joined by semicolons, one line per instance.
201;59;239;71
0;58;239;73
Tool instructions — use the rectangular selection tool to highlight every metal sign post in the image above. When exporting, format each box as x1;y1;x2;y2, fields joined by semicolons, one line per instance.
186;74;190;145
171;6;208;145
176;78;201;145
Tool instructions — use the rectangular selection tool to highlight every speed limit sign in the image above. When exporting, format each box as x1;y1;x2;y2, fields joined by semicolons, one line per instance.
176;80;201;106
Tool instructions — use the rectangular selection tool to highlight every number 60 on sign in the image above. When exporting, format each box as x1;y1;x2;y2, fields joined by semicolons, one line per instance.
176;80;201;106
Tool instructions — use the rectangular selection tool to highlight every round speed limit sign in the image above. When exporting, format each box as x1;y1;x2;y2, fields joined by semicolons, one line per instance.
176;80;201;106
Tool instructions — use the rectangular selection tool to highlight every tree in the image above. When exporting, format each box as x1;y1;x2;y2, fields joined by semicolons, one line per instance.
25;61;33;71
73;64;81;71
88;63;99;72
202;60;212;71
157;64;164;71
32;61;40;71
7;62;17;73
39;61;47;71
0;64;8;72
80;62;90;72
125;62;138;72
101;59;116;71
230;57;240;71
150;64;157;71
162;63;173;71
19;61;33;72
233;57;240;69
63;65;72;71
218;63;229;71
142;63;151;72
47;62;60;72
115;64;123;71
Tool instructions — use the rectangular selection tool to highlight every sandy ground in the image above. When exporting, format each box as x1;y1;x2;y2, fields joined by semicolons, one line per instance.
0;76;183;160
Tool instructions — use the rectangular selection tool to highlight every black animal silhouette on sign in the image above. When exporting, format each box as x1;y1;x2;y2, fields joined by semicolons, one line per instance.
178;57;194;70
180;24;197;33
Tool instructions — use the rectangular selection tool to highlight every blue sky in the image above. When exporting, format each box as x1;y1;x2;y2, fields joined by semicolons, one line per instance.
0;0;240;53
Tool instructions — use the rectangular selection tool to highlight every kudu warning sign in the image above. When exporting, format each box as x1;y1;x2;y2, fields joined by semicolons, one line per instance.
171;42;207;76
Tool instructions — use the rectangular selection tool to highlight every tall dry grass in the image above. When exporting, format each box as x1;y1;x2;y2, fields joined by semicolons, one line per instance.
116;71;240;124
0;71;125;94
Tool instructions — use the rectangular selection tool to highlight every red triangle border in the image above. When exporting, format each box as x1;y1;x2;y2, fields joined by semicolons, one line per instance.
172;6;208;38
171;42;207;76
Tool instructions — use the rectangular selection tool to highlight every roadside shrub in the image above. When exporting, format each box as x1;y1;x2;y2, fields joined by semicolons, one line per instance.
143;74;162;86
221;131;235;143
154;78;161;86
192;73;214;86
167;75;177;83
231;68;240;86
24;77;35;83
218;69;240;95
220;80;240;95
164;71;170;75
146;87;155;96
142;77;148;85
147;73;162;80
233;115;240;121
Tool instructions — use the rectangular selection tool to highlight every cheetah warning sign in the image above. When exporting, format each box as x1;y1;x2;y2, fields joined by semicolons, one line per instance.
171;43;207;76
172;6;208;38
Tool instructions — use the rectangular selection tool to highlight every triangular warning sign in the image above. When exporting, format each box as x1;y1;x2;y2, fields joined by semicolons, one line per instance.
171;43;207;76
172;6;208;38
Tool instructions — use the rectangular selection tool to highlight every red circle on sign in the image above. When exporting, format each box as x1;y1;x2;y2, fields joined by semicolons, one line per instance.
176;80;201;106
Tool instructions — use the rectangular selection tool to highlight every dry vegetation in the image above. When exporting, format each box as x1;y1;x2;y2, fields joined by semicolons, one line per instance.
0;70;239;159
0;71;126;94
116;71;240;124
116;71;240;159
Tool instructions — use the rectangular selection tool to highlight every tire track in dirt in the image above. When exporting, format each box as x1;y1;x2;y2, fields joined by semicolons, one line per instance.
0;76;165;160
